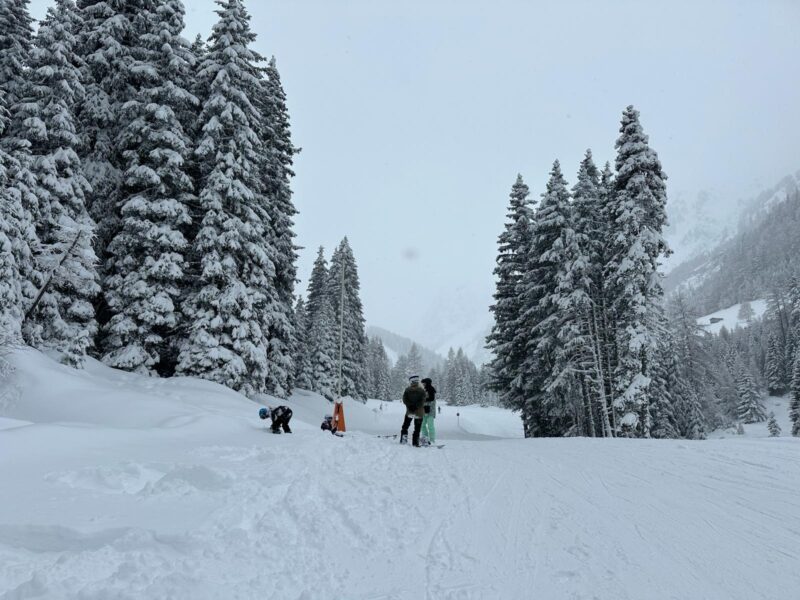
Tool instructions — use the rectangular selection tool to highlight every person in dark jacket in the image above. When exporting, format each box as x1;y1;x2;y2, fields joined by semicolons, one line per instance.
321;414;337;434
401;375;426;446
421;377;437;444
260;406;293;433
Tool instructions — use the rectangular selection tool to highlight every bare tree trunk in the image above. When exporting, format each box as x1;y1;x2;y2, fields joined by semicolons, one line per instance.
24;231;83;323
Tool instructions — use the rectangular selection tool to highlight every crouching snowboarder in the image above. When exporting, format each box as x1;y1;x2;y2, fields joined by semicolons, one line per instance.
400;375;426;446
259;406;293;434
321;414;337;434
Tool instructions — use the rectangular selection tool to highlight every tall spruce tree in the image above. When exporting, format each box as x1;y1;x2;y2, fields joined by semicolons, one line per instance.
258;57;297;397
366;336;391;401
0;90;29;338
308;292;338;400
292;296;313;391
327;238;368;399
0;0;40;340
487;174;534;412
75;0;135;282
606;106;670;437
176;0;274;396
518;160;573;436
14;0;99;365
790;352;800;436
101;0;196;374
736;368;766;424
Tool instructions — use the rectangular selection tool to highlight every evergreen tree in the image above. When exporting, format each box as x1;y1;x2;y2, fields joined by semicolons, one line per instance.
391;353;410;400
765;333;785;394
790;352;800;436
75;0;135;279
13;0;99;365
327;238;368;399
406;343;423;378
518;160;573;436
767;412;781;437
176;0;273;396
258;57;297;398
306;247;329;323
292;296;313;391
487;174;534;410
0;0;40;339
0;97;29;338
606;106;670;437
307;292;337;400
736;369;766;424
0;0;33;111
101;0;195;374
366;336;391;400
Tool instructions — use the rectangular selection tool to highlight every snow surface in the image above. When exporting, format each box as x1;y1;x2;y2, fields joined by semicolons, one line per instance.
2;349;800;599
697;298;768;335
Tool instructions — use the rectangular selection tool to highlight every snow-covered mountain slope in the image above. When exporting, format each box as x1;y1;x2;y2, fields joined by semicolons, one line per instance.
665;173;800;315
697;298;768;335
365;325;443;369
2;349;800;599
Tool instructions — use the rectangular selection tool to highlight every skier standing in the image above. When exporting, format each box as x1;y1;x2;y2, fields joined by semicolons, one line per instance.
421;377;437;444
400;375;426;446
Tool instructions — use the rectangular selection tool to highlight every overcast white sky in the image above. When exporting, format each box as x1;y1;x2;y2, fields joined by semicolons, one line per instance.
30;0;800;342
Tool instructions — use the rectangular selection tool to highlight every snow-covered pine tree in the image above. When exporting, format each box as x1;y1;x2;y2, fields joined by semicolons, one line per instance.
75;0;135;282
0;96;29;338
737;301;755;324
391;352;410;400
327;238;368;399
292;296;313;391
736;369;766;424
0;0;41;337
308;292;338;400
405;343;423;379
177;0;274;397
0;0;33;112
767;412;781;437
366;336;391;401
567;150;610;436
518;160;573;436
649;340;678;439
306;247;329;324
487;174;534;411
765;333;786;395
257;57;298;398
606;106;670;438
13;0;99;365
100;0;197;374
790;352;800;436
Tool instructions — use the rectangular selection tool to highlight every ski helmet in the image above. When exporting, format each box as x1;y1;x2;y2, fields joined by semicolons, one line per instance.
259;407;270;420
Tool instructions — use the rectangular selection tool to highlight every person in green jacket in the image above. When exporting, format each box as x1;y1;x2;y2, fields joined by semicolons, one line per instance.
421;377;437;444
401;375;426;446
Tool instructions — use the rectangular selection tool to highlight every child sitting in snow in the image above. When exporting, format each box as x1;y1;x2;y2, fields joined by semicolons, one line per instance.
321;414;337;434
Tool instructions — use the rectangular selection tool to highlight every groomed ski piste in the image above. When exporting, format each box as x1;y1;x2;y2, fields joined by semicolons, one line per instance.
2;349;800;599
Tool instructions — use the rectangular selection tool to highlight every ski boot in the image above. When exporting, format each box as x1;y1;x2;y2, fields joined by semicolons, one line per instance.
399;433;408;445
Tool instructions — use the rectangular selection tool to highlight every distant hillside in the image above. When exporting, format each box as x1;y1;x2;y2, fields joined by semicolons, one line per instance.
365;326;444;370
666;177;800;315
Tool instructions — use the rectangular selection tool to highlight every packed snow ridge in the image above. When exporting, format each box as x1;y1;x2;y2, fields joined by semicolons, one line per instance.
1;349;799;600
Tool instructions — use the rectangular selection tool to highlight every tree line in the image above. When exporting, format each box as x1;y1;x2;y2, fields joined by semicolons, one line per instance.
0;0;298;398
487;105;800;438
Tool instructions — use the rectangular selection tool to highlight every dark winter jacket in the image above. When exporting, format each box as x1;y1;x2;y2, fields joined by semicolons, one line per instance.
422;379;437;418
402;382;427;418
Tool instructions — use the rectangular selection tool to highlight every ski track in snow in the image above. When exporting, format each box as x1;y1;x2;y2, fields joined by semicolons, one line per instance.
2;349;800;599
